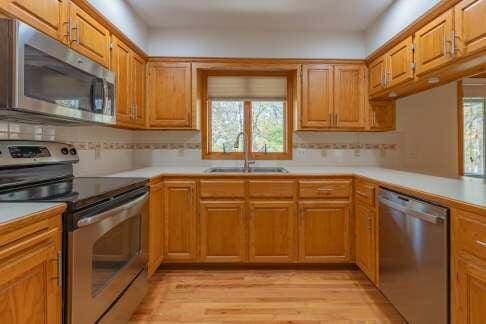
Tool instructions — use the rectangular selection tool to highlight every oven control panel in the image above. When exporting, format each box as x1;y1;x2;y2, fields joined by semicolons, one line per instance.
0;141;79;167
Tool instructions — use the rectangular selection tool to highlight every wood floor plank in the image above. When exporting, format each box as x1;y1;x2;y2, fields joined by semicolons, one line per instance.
130;269;405;323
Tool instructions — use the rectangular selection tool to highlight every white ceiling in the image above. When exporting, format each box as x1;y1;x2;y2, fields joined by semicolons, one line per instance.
127;0;394;31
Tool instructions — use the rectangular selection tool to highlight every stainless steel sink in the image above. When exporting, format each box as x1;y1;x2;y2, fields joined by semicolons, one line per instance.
205;167;288;173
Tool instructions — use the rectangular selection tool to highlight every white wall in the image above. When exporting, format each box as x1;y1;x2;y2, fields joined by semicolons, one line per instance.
148;28;365;59
86;0;149;52
393;82;459;178
365;0;441;55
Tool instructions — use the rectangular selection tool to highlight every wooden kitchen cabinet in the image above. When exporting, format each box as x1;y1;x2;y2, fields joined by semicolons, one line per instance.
368;101;396;131
454;0;486;59
248;201;296;263
333;64;366;129
147;62;193;129
0;206;64;324
164;180;197;261
147;181;164;276
355;202;376;281
368;54;388;95
298;201;351;262
0;0;67;43
199;201;246;262
414;8;455;76
301;64;333;129
68;1;110;67
387;36;415;88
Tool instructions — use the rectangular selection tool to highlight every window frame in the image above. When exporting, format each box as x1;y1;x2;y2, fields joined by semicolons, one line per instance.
201;70;294;160
458;80;486;178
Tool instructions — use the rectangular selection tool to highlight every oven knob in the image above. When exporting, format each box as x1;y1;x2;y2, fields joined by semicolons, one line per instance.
61;147;69;155
70;148;77;156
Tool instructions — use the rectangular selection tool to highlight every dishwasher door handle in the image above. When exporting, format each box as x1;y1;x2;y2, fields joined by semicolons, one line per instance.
378;197;445;225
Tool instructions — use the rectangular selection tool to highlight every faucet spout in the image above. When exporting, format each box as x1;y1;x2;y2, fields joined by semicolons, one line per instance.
234;131;255;172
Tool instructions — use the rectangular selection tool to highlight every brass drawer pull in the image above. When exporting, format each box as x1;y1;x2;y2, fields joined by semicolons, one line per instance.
317;188;334;191
356;190;368;197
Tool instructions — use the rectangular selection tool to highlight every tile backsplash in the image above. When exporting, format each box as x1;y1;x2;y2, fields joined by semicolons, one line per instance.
0;121;403;176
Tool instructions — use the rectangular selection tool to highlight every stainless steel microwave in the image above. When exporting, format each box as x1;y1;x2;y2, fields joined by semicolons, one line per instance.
0;19;115;125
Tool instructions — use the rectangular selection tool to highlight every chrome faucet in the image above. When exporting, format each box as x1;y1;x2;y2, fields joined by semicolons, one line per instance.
234;131;255;172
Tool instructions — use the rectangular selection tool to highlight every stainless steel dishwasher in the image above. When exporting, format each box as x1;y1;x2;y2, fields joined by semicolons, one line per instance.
378;188;449;324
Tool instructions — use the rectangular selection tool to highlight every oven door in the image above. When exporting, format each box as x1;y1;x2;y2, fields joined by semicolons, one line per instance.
12;20;115;124
68;193;148;324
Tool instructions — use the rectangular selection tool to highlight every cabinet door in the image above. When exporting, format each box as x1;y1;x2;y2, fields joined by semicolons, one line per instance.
131;51;146;127
299;201;351;263
69;1;110;67
148;182;164;276
200;201;246;262
355;202;376;282
147;62;193;128
369;101;396;131
455;0;486;58
333;65;366;129
387;36;415;87
369;54;387;95
414;9;454;76
0;228;60;324
454;254;486;323
301;64;333;129
248;201;296;263
111;36;132;127
0;0;67;43
164;180;197;261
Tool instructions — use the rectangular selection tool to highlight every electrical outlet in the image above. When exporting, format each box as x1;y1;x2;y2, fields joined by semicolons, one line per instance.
321;149;327;158
354;149;361;157
95;147;101;160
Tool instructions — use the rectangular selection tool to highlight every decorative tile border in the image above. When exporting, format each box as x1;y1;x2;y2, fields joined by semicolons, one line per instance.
62;141;396;151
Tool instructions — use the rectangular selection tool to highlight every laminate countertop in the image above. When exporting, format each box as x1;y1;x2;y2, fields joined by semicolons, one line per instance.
0;202;66;225
110;166;486;210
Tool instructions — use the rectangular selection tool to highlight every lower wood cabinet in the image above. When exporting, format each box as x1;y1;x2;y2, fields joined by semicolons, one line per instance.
147;181;164;275
298;201;351;262
0;206;63;324
164;180;197;261
199;201;246;262
248;201;296;263
355;201;376;281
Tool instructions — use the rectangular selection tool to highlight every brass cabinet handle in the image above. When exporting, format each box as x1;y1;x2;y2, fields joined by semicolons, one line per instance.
356;190;368;198
368;216;372;230
476;240;486;248
71;22;80;44
63;18;72;42
329;113;333;126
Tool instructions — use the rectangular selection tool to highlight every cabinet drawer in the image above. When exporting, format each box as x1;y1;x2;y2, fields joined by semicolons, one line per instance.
299;180;351;198
248;180;295;199
200;180;245;198
355;181;375;207
455;210;486;262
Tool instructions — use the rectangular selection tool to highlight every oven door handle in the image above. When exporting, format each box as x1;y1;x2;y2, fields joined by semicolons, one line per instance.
77;193;148;228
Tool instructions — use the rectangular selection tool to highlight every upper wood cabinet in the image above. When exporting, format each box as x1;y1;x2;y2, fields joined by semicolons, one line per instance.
0;0;67;43
68;1;110;67
111;36;132;126
248;201;296;263
298;201;351;263
455;0;486;58
164;180;197;261
0;207;63;324
333;65;366;129
414;9;455;76
368;54;388;95
199;201;246;262
368;101;396;131
301;64;333;128
387;36;415;88
300;64;366;130
147;181;164;276
147;62;194;129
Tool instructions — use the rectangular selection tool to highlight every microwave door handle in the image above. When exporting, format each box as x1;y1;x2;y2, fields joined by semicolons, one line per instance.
101;78;107;114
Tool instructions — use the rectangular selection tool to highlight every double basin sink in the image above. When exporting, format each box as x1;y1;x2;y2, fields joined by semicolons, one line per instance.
205;167;288;173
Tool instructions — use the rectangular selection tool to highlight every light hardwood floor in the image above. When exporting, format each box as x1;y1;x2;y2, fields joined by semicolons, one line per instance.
130;269;405;323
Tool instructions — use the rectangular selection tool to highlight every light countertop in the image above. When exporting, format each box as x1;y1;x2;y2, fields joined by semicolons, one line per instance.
0;202;66;225
110;166;486;209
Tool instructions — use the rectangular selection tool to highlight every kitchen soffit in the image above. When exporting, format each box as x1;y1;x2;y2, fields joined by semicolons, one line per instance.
127;0;394;31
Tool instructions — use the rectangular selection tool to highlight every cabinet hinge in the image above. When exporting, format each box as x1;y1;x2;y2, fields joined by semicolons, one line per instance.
411;43;416;52
110;42;113;49
411;62;416;71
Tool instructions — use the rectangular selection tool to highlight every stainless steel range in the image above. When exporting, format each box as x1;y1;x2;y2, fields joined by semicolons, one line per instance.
0;140;148;324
